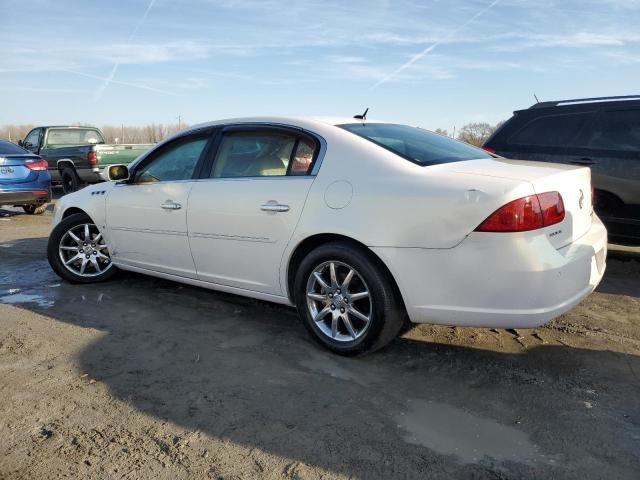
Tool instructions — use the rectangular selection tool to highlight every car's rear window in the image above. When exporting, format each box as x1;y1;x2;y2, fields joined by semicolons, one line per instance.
46;128;104;146
0;140;29;155
339;123;492;165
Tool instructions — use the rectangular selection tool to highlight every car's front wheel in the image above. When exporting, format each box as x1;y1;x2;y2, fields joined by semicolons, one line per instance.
294;242;406;355
47;213;117;283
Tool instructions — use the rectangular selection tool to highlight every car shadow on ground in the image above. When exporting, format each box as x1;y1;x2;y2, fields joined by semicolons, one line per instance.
1;236;640;478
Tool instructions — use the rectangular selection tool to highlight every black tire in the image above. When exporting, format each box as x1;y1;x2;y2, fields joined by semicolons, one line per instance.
47;213;117;284
22;204;48;215
61;167;81;194
294;241;406;355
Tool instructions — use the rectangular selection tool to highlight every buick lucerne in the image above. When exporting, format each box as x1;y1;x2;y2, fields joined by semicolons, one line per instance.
47;117;607;354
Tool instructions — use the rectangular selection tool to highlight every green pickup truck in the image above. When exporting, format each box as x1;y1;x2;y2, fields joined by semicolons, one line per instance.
19;126;153;193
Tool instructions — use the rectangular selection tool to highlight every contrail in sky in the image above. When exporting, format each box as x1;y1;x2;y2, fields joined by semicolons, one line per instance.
370;0;502;90
65;69;175;95
95;0;157;100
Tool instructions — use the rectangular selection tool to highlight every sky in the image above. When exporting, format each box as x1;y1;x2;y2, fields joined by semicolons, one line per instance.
1;0;639;130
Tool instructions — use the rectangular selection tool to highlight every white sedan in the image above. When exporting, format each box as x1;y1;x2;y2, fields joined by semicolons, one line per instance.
47;117;607;354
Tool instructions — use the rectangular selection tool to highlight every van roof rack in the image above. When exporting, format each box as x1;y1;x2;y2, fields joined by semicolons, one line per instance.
530;95;640;109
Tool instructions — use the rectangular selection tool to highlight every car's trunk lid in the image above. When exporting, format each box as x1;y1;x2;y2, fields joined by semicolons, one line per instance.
449;158;594;249
0;154;41;184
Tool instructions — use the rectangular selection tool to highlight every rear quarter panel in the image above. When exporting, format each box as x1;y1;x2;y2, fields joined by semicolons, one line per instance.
282;127;535;252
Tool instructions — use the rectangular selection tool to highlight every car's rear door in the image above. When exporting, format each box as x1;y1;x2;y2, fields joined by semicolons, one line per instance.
105;129;214;278
187;125;321;295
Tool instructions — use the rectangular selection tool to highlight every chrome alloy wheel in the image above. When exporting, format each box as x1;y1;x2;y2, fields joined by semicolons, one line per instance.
306;261;373;342
58;223;112;277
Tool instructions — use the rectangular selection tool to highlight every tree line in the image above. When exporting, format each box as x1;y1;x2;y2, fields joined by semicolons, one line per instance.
0;123;188;145
0;121;502;147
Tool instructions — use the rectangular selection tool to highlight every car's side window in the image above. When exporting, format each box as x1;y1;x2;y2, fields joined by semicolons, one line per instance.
585;110;640;152
210;130;318;178
135;136;208;183
289;137;316;175
24;129;41;151
508;113;592;147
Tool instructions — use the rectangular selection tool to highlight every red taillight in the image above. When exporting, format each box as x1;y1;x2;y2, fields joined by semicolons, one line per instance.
538;191;565;226
475;191;565;232
482;146;496;154
88;150;97;168
25;159;48;171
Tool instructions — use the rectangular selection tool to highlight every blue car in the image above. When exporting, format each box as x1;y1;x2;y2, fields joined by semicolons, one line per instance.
0;139;51;215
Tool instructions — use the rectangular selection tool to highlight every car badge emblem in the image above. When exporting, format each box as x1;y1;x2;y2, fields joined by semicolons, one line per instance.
578;189;584;209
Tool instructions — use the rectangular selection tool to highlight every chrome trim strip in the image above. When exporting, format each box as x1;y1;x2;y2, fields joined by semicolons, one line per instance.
111;226;187;236
189;232;274;243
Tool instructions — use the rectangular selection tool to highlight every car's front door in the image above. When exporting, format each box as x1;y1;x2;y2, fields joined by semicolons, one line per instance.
188;126;321;295
105;131;213;278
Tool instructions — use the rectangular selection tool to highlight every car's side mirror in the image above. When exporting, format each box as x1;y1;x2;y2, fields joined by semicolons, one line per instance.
107;164;130;182
18;140;23;146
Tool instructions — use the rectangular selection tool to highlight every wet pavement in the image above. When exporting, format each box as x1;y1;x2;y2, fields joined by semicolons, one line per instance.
1;201;639;479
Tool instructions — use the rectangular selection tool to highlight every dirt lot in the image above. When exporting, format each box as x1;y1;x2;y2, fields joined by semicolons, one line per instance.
1;202;639;479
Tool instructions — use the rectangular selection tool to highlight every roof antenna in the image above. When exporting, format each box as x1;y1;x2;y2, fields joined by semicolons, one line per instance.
534;94;540;103
354;107;369;120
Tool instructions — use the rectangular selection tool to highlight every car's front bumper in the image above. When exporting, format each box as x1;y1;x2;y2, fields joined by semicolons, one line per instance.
0;188;51;206
372;215;607;328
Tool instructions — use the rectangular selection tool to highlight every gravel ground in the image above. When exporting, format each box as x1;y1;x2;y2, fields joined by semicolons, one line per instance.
1;201;639;479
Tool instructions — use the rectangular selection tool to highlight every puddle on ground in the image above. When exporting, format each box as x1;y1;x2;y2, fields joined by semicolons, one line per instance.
397;399;538;464
0;292;55;309
298;351;383;387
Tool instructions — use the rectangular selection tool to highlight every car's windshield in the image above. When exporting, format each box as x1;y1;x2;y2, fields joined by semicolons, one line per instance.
45;128;104;146
339;123;492;166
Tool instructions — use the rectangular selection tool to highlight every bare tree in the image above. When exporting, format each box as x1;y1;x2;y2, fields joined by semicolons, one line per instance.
456;122;497;147
434;128;449;137
0;122;189;145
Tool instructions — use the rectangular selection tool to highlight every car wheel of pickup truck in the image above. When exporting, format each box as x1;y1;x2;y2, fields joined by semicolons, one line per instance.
61;167;81;194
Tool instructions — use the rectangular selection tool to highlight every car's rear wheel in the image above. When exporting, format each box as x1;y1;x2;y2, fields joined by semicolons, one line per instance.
47;213;117;284
22;204;48;215
294;242;405;355
61;167;81;194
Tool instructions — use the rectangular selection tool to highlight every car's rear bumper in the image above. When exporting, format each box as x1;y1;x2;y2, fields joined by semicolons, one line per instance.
372;215;607;328
0;188;51;206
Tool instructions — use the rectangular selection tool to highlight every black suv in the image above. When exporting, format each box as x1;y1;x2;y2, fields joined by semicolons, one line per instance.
484;95;640;245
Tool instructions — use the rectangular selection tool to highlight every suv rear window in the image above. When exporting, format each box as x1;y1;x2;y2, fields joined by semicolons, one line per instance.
339;123;491;165
508;113;592;147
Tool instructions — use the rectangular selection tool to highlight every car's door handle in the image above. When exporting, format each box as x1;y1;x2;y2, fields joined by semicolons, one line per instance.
261;203;290;213
570;158;595;166
161;200;182;210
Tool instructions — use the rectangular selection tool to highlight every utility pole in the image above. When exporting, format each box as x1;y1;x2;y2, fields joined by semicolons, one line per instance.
121;124;124;144
178;115;182;130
